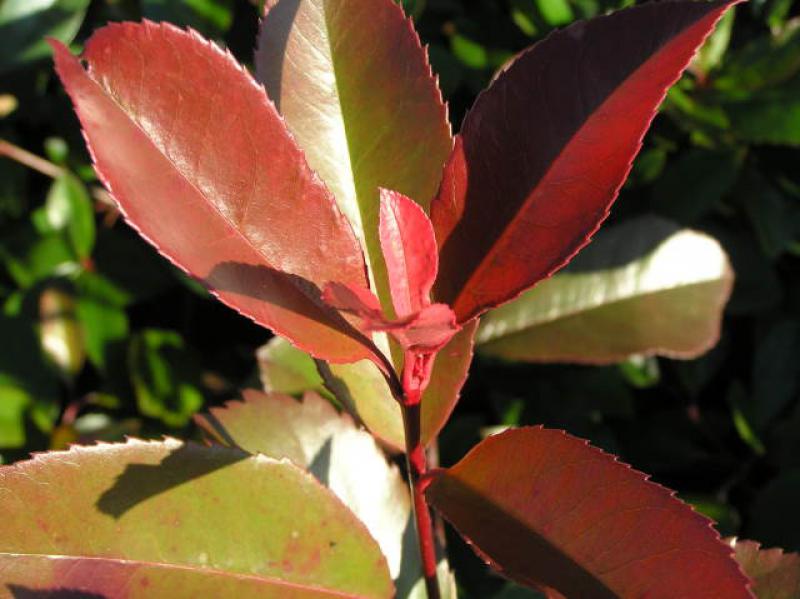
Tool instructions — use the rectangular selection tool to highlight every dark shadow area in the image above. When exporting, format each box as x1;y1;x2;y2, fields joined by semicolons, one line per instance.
193;409;238;447
255;0;302;109
308;437;333;487
395;511;424;598
96;443;247;519
7;586;106;599
564;215;678;273
208;261;377;354
429;478;617;598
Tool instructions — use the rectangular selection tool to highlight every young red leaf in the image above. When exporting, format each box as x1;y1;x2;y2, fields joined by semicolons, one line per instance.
50;23;377;365
426;427;752;598
431;0;739;322
732;539;800;599
323;282;458;353
379;189;438;317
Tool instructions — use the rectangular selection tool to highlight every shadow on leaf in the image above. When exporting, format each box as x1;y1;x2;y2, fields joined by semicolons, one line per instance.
96;443;247;519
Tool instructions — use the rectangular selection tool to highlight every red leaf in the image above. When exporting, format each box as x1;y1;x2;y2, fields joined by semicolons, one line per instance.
426;427;752;598
379;189;438;317
50;23;377;364
431;0;739;322
323;282;458;352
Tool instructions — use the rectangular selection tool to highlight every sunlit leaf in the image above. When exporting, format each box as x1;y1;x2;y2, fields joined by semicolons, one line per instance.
427;427;752;597
431;0;738;322
257;336;326;396
51;24;377;364
256;0;451;316
477;217;733;364
197;390;437;598
0;439;393;598
732;539;800;599
44;173;95;260
38;284;85;378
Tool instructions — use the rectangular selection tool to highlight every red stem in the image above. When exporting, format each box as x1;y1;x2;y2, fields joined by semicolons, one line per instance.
399;352;441;599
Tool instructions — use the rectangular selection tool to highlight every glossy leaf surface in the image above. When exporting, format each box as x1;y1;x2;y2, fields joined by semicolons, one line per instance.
0;439;392;598
431;0;738;322
51;24;376;364
477;217;734;364
426;427;752;598
732;539;800;599
256;0;451;310
197;390;429;598
322;319;477;451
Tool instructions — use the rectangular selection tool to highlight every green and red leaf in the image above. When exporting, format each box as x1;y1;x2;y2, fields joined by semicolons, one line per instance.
0;438;393;598
256;0;452;313
732;539;800;599
51;23;377;365
426;427;752;598
431;0;739;322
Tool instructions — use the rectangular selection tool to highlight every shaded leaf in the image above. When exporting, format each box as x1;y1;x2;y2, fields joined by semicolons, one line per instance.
258;336;326;396
256;0;451;314
196;390;426;598
431;0;738;322
477;217;733;364
0;0;89;74
51;24;377;365
321;319;477;451
427;427;752;598
732;539;800;599
0;439;393;598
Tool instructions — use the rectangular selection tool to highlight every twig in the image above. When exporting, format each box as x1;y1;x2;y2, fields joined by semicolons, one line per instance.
0;139;64;179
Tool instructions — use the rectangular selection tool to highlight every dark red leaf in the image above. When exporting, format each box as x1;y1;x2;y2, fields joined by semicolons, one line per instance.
426;427;752;598
50;23;377;364
379;188;438;317
431;0;739;322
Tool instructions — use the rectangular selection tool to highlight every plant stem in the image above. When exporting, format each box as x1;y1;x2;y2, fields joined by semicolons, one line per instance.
0;139;64;179
401;386;441;599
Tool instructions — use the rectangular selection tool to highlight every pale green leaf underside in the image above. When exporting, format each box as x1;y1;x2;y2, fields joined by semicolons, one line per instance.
477;217;733;364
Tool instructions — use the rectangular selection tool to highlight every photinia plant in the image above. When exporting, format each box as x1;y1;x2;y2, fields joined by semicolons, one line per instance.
3;0;793;596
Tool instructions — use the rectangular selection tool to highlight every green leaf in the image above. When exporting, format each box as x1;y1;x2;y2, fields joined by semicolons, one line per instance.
692;5;735;77
0;384;29;448
535;0;573;26
725;77;800;145
450;33;489;69
74;271;129;371
257;336;326;396
142;0;234;37
0;0;90;74
476;217;733;364
0;439;393;597
197;390;444;598
128;329;204;427
320;320;477;451
44;173;96;260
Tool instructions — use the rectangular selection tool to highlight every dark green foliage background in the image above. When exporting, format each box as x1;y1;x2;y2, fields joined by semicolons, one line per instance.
1;0;799;595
